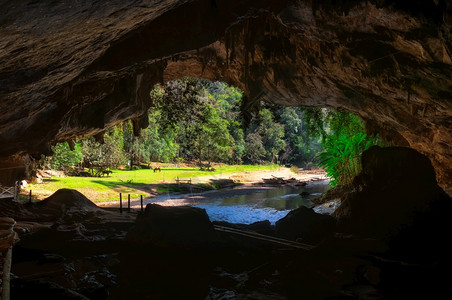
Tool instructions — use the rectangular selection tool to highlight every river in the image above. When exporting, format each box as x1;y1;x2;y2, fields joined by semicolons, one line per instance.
148;181;332;224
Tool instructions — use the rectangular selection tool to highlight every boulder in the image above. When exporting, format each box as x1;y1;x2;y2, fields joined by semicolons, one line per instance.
125;204;218;249
311;184;352;205
0;217;16;230
0;216;19;250
31;189;101;220
212;220;274;236
333;146;452;261
38;189;100;211
275;206;335;244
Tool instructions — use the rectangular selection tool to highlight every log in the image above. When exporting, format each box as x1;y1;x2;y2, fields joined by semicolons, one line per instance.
213;225;315;250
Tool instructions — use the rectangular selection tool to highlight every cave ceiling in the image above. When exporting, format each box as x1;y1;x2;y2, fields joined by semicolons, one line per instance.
0;0;451;186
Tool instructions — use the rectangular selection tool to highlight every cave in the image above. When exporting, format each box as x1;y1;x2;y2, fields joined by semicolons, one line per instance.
1;1;451;299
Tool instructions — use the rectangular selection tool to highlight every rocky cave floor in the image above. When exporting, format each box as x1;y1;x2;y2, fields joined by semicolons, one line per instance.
1;188;450;300
2;147;452;299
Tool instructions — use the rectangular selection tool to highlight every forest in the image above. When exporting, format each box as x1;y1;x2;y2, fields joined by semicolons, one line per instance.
44;78;382;186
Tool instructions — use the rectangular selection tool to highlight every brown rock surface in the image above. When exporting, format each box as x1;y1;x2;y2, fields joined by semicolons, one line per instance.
0;0;451;186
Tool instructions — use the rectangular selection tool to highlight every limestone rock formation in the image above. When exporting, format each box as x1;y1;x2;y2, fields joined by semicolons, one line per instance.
0;1;451;186
333;146;452;260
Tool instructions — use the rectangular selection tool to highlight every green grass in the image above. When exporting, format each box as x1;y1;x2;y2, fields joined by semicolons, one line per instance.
21;164;279;203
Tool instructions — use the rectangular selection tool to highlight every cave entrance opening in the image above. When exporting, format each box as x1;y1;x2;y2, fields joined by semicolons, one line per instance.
19;77;382;226
146;77;384;178
135;77;385;224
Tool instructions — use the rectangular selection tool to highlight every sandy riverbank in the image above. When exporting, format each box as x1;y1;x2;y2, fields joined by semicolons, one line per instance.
189;167;327;184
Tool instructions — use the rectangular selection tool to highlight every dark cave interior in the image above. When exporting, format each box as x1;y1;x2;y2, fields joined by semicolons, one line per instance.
0;0;451;299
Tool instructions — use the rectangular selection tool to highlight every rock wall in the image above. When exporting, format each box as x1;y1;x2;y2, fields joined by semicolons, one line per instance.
0;0;451;186
333;146;452;261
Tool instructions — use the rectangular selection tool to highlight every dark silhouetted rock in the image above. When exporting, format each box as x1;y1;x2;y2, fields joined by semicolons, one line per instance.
11;279;89;300
275;206;335;244
27;189;102;221
213;220;274;236
38;189;100;211
125;204;217;249
311;183;352;205
300;191;310;198
333;146;452;261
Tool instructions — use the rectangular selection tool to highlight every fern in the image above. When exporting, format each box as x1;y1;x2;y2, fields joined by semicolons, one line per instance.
318;132;377;187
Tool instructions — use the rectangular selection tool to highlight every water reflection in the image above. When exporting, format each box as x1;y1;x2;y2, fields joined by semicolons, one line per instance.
194;181;330;224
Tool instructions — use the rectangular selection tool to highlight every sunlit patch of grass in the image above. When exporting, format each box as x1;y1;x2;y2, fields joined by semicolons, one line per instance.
22;164;278;203
155;185;184;193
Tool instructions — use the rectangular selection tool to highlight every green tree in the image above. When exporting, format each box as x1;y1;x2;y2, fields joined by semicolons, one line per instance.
80;138;105;174
153;78;208;129
207;81;243;120
80;128;127;175
206;82;245;164
124;110;179;164
228;119;245;164
103;126;128;167
252;108;285;163
278;107;322;167
150;78;236;166
244;132;266;164
47;142;83;170
146;110;179;162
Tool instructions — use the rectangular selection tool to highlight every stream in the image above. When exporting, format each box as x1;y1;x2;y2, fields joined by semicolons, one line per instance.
149;181;332;224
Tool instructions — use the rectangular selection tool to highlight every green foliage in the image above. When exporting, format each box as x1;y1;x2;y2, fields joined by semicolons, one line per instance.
244;108;286;164
80;138;104;172
189;103;234;164
44;78;381;183
150;78;238;166
306;109;383;186
125;111;179;164
103;127;128;167
244;132;266;164
228;119;245;164
319;132;376;187
257;109;286;163
278;107;322;167
303;108;327;140
304;108;366;140
207;81;243;120
79;128;127;174
47;142;82;170
153;78;208;129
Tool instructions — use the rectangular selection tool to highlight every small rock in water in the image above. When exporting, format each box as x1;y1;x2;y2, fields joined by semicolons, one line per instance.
300;191;310;197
